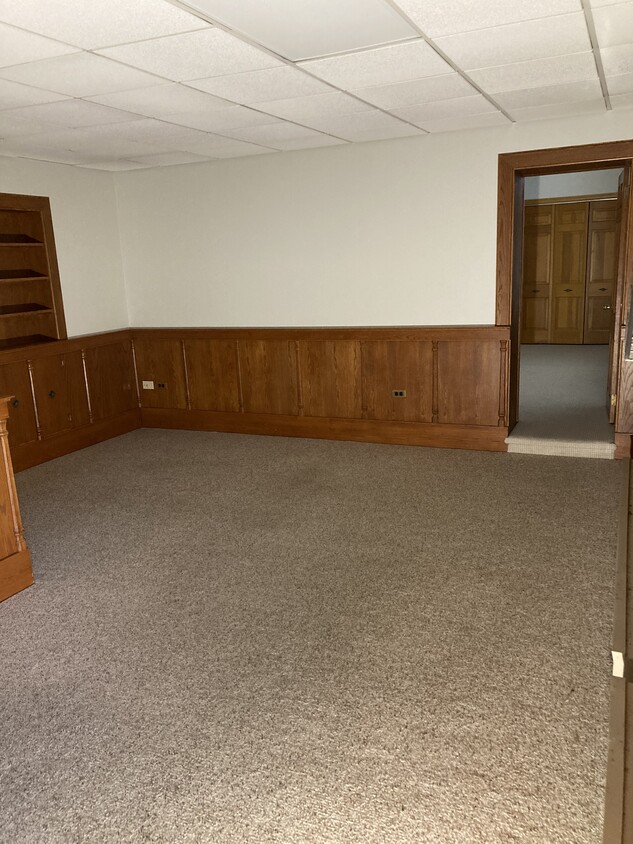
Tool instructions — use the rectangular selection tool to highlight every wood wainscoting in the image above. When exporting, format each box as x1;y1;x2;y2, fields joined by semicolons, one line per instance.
131;326;510;453
0;329;140;472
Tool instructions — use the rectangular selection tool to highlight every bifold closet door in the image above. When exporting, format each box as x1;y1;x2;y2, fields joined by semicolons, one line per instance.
550;202;588;345
521;205;553;344
585;200;618;345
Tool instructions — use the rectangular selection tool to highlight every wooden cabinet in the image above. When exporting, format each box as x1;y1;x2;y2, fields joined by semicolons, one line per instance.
521;198;618;344
0;193;67;351
0;396;33;602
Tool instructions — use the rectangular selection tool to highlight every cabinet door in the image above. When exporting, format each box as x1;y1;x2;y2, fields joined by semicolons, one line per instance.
0;361;37;447
550;203;588;344
521;206;552;344
30;354;71;438
585;200;617;344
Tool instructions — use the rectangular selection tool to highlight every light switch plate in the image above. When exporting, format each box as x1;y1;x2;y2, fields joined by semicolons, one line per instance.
142;380;154;390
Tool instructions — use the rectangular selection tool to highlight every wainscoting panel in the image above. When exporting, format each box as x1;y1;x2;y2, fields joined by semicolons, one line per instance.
133;337;187;410
298;340;362;419
238;340;300;416
83;341;137;422
184;339;241;413
436;339;505;426
0;361;37;447
360;341;433;423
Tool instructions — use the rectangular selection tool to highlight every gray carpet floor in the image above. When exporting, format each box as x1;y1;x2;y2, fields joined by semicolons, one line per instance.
510;344;613;443
0;430;622;843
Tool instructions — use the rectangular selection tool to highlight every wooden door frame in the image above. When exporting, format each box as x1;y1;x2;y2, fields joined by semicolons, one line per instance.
496;140;633;431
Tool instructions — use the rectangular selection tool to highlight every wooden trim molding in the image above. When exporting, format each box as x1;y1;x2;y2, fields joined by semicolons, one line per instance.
525;192;617;206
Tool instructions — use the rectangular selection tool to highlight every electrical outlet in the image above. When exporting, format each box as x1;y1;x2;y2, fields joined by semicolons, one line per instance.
156;382;167;390
142;380;154;390
392;389;407;398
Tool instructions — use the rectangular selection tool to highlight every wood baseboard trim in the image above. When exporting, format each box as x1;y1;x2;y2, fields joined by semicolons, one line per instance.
615;433;632;460
140;408;509;452
0;548;34;603
12;409;141;473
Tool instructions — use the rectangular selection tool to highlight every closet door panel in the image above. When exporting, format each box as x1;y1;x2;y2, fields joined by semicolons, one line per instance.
585;200;617;344
550;203;588;344
30;354;71;438
521;206;552;344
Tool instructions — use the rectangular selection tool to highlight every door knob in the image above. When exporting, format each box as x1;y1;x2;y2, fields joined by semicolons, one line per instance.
603;305;612;310
11;399;19;408
48;390;56;398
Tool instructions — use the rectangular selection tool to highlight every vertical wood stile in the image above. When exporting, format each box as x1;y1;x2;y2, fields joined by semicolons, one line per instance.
80;349;93;424
26;360;42;440
181;340;192;410
130;339;141;408
432;340;439;423
235;340;244;413
0;402;26;552
498;340;508;426
295;340;304;415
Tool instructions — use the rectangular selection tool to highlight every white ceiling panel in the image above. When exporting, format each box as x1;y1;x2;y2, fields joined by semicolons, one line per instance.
254;92;373;123
300;41;451;90
435;14;591;71
601;44;633;76
204;141;276;158
393;0;582;38
0;112;63;136
2;99;143;128
186;66;333;105
420;111;511;133
0;22;78;68
97;28;282;82
81;118;213;146
175;0;418;60
287;109;424;141
592;3;633;47
607;72;633;94
0;0;210;50
469;52;598;94
0;141;92;164
351;73;475;109
494;79;604;109
0;78;70;110
507;98;608;121
392;94;497;126
87;84;232;118
76;159;153;170
268;134;346;150
128;151;213;166
169;132;254;155
0;52;165;98
611;92;633;108
166;105;281;132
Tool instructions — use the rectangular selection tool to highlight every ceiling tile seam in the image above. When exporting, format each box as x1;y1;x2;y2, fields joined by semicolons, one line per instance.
580;0;612;110
381;0;515;123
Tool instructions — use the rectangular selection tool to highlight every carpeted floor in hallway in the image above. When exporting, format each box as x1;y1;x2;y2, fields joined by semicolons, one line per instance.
0;430;622;843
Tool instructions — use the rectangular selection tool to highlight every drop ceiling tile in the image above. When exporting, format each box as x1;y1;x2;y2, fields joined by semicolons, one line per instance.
77;159;153;171
0;112;61;137
289;109;424;141
87;84;232;118
271;135;347;150
166;105;281;132
509;98;607;120
254;92;374;123
392;94;497;126
0;142;92;165
300;41;451;90
128;151;213;166
206;141;276;158
0;53;165;98
53;118;211;149
186;66;333;104
2;99;143;128
469;52;598;94
352;73;475;109
611;92;633;108
222;121;329;145
14;127;174;157
435;14;591;71
494;79;604;108
394;0;581;38
607;72;633;94
0;22;78;69
593;3;633;47
0;78;70;110
177;0;418;60
0;0;210;50
601;43;633;76
420;111;510;133
97;28;282;83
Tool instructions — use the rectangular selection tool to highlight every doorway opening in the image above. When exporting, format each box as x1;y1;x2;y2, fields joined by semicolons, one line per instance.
495;142;633;461
508;167;624;458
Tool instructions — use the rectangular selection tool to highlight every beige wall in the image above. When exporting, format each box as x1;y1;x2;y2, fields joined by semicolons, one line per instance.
114;107;633;329
0;157;129;336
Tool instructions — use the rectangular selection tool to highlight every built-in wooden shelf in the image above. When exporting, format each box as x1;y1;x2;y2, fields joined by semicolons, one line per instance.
0;193;67;349
0;334;55;351
0;235;44;246
0;303;52;317
0;270;47;281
